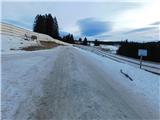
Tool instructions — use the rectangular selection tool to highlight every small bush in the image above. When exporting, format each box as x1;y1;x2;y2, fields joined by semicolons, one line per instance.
31;35;37;41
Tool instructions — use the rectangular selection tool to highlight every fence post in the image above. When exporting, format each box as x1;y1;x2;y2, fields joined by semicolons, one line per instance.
140;56;143;69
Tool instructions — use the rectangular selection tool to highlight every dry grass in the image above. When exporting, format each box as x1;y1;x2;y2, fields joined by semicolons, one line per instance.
21;41;62;51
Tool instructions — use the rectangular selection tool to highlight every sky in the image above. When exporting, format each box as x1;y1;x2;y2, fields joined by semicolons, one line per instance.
1;0;160;42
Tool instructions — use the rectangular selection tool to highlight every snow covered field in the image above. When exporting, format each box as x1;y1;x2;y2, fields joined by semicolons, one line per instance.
2;46;160;120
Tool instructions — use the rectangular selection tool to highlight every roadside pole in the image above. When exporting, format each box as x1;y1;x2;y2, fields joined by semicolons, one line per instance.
138;49;147;69
140;56;142;69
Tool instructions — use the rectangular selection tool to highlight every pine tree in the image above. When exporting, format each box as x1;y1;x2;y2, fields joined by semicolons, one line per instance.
53;17;59;39
62;34;75;44
46;14;54;37
79;38;82;42
94;39;99;46
83;37;88;45
33;14;60;39
33;15;46;34
33;14;39;32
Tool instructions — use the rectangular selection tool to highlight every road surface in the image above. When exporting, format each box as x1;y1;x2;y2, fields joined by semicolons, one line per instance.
2;46;159;120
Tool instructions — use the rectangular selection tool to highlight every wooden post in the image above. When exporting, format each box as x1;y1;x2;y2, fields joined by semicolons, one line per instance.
140;56;143;69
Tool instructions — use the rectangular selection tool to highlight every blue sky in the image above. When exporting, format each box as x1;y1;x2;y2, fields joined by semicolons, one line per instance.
1;0;160;41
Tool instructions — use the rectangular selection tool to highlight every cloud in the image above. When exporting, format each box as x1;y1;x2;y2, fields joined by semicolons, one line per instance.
124;27;158;34
93;34;112;40
150;21;160;26
77;18;112;36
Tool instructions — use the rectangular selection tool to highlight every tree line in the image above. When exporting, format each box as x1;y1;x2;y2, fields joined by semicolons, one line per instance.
33;14;91;44
33;14;60;39
117;41;160;62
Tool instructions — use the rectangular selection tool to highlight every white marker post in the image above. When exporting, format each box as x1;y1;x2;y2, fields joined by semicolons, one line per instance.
138;49;147;69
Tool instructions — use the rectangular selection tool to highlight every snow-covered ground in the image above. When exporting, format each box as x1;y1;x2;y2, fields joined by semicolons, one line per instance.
2;45;160;119
99;45;119;54
0;22;69;54
1;34;39;53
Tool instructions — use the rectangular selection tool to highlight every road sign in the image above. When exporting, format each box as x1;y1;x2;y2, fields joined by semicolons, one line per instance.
138;49;147;69
138;49;147;56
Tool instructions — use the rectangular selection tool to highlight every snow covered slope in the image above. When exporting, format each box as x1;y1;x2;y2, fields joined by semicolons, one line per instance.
0;23;69;53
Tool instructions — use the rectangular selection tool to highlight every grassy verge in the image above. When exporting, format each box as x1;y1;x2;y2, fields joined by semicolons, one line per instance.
21;41;62;51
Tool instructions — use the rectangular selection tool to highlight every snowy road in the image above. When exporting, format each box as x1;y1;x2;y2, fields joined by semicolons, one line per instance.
2;46;160;120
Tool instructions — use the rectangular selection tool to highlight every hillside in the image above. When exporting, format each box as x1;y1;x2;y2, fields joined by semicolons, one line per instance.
0;23;69;53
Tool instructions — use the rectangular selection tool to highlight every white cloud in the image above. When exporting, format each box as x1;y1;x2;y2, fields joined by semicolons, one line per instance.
113;0;160;30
